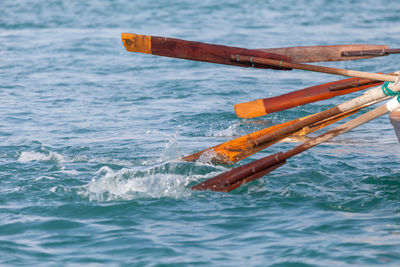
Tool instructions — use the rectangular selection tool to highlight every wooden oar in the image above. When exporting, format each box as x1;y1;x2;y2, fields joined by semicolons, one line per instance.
184;81;399;164
260;44;389;62
231;54;397;82
184;98;384;164
121;33;291;70
121;33;388;65
342;48;400;57
191;96;400;192
235;77;383;119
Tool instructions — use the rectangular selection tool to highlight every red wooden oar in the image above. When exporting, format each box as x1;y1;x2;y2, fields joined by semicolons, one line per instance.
183;104;366;164
121;33;388;65
192;95;400;192
232;54;397;82
185;80;397;164
235;77;383;119
121;33;291;70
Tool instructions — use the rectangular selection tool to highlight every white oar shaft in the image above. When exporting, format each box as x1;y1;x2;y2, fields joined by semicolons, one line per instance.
338;80;399;112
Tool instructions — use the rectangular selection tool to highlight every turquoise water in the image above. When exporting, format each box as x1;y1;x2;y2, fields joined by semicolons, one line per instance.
1;0;400;265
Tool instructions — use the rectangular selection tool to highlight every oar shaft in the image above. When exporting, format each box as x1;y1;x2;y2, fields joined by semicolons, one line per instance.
252;82;392;148
234;75;390;119
281;103;391;160
328;76;385;91
121;33;291;70
342;48;400;57
192;96;400;192
185;81;398;164
231;54;397;82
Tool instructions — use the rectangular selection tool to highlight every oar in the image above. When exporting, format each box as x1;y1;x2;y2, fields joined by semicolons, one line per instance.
342;48;400;57
235;77;383;119
184;98;384;164
231;54;397;82
191;95;400;192
121;33;291;70
121;33;388;65
184;80;399;164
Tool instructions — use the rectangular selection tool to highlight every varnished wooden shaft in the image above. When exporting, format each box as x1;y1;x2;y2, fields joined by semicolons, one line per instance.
184;104;369;164
191;153;286;192
342;48;400;57
259;79;381;116
187;81;397;164
231;54;397;82
261;44;389;62
192;102;391;192
121;33;291;70
281;104;389;160
234;76;387;119
249;82;396;149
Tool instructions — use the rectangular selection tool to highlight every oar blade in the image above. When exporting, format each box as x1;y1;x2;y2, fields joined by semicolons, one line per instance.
193;96;400;193
224;160;286;192
183;118;299;164
234;78;381;119
191;153;285;192
121;33;291;70
260;44;389;63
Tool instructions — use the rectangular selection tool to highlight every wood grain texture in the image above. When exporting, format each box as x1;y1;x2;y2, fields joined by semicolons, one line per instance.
232;54;397;82
234;78;382;119
121;33;291;70
260;44;389;62
192;102;391;192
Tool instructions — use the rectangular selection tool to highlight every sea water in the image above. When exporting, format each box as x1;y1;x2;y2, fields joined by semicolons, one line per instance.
1;0;400;265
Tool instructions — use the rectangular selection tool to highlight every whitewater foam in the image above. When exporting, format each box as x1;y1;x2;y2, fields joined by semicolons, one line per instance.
18;151;65;163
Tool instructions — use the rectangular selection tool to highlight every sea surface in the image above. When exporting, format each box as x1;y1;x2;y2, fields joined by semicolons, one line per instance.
1;0;400;266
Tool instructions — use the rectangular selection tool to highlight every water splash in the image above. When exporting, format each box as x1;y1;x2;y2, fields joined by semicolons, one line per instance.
207;123;241;137
18;151;65;163
159;131;181;161
79;135;224;201
80;161;213;201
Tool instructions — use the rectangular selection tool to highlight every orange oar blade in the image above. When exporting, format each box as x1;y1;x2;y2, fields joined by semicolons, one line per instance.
121;33;291;70
192;97;397;193
184;103;368;165
182;118;301;164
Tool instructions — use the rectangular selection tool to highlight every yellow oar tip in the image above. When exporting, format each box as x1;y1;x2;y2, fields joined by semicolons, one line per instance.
234;99;266;119
121;33;152;54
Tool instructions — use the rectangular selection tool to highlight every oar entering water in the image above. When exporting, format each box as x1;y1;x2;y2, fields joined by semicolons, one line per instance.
184;79;399;164
191;85;400;192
